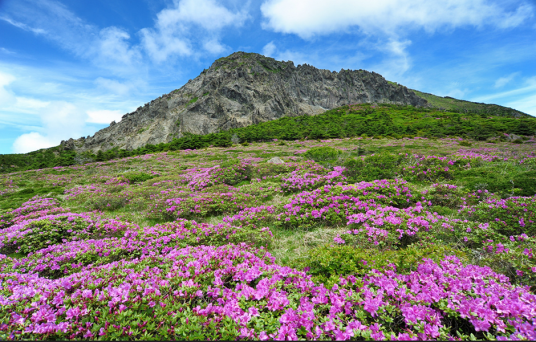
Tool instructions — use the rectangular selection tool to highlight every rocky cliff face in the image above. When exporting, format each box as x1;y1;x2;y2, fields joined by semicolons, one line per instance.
62;52;428;153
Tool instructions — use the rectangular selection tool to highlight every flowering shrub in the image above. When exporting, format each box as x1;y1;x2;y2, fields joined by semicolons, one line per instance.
421;183;469;208
399;155;454;182
275;180;415;228
281;166;346;193
238;181;280;200
337;205;441;248
0;197;66;229
0;214;135;255
1;245;534;340
185;160;253;190
223;205;277;226
63;185;104;201
478;234;536;287
460;195;536;236
3;220;273;278
147;192;257;221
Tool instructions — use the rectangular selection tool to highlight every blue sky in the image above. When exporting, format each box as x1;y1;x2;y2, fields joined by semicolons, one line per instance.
0;0;535;154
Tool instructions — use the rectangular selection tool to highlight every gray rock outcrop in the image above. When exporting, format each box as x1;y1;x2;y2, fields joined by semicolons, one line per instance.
267;157;285;164
64;52;428;153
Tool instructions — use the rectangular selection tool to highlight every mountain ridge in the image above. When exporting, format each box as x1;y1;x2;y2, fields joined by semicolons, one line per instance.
52;51;529;154
60;51;429;153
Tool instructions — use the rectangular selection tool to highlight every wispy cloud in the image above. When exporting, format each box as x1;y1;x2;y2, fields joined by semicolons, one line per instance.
1;0;142;77
0;71;16;106
494;72;520;88
473;76;536;103
0;16;47;35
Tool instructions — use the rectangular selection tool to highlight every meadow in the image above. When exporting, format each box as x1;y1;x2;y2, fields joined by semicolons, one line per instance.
1;134;536;340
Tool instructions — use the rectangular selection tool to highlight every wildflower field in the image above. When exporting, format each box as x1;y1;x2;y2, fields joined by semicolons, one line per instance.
1;135;536;340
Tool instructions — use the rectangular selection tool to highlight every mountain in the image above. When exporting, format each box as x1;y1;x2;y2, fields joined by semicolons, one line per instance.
60;51;428;153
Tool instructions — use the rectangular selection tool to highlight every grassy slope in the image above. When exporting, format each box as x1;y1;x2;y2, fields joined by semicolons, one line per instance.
411;89;529;117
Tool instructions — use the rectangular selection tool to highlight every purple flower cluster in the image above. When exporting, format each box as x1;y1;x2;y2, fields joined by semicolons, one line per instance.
336;205;440;248
148;191;257;220
0;197;66;229
281;166;346;193
3;219;272;277
0;213;135;255
1;244;534;340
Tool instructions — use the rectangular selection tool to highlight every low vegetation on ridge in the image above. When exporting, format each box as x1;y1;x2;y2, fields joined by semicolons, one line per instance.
1;103;534;172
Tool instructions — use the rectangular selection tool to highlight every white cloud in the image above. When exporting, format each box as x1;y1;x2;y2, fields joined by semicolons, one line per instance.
93;27;142;68
13;132;57;153
139;28;192;63
262;41;277;56
494;72;519;88
15;97;50;111
203;39;227;54
12;102;88;153
168;0;249;31
0;47;16;55
506;94;536;116
260;0;534;39
140;0;249;62
444;88;468;99
86;109;124;124
467;76;536;115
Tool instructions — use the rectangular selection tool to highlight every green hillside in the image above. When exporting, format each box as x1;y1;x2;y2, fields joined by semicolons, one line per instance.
412;89;528;117
1;103;535;173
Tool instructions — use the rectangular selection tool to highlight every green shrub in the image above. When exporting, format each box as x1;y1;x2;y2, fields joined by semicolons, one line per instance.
251;163;290;179
120;171;154;184
458;141;472;147
304;147;341;163
218;160;253;186
422;184;469;208
461;196;536;236
238;181;280;200
343;153;402;182
85;194;129;211
476;235;536;287
296;242;467;288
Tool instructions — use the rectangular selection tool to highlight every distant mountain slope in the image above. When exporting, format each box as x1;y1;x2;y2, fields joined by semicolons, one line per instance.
411;89;528;118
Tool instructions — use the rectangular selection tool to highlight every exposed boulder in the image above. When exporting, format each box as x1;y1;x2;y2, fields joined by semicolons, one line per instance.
267;157;285;164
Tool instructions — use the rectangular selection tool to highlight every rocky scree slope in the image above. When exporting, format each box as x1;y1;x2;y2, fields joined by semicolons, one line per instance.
61;52;427;153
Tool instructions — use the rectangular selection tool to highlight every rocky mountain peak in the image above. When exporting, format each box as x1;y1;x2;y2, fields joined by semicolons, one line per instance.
64;51;428;153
